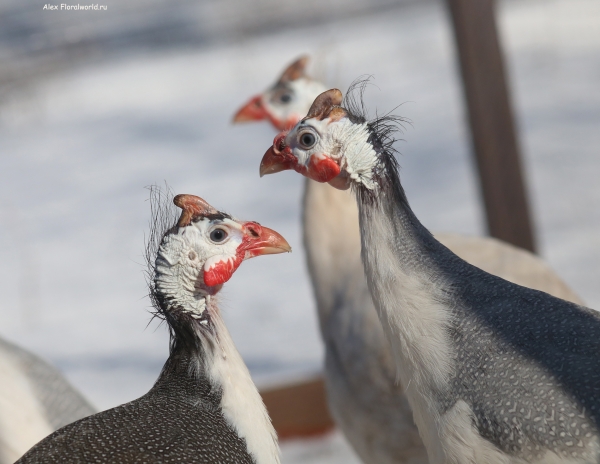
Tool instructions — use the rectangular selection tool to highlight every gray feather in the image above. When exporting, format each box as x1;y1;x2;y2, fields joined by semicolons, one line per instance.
0;339;95;430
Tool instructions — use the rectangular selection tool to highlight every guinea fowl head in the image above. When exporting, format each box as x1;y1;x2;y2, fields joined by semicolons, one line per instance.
259;86;403;195
149;193;290;324
232;55;327;131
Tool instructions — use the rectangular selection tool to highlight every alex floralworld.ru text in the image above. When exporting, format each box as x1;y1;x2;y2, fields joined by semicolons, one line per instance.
43;4;108;10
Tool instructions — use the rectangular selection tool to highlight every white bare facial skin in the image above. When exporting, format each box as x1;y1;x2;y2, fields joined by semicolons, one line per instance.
285;118;379;190
153;217;244;318
286;116;381;190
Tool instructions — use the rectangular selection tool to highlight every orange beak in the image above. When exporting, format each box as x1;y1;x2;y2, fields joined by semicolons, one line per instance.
259;133;342;184
259;146;295;177
202;222;291;287
242;222;292;258
259;133;296;177
233;95;268;123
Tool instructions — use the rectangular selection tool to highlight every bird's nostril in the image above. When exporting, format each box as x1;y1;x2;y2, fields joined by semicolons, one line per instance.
247;224;261;237
273;133;288;154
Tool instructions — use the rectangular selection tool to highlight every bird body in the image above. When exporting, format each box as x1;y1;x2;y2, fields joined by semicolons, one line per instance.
303;180;584;463
0;337;95;464
17;193;286;464
17;320;270;464
238;58;583;463
261;87;600;463
303;179;429;463
358;180;600;464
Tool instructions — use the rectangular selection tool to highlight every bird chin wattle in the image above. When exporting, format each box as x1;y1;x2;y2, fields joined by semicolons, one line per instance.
327;171;351;190
204;283;223;295
195;279;224;296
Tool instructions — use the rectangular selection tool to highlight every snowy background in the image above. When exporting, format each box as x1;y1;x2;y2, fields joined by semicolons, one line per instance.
0;0;599;461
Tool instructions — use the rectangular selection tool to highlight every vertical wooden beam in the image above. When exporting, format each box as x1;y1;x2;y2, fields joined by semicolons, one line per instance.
446;0;536;252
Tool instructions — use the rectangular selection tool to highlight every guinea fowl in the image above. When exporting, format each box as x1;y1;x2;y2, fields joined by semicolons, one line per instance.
236;58;583;463
261;88;600;463
233;55;326;131
17;193;288;464
0;338;95;464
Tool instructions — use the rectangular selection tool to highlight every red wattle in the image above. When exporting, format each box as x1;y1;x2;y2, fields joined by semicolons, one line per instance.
203;222;280;286
300;156;341;183
203;228;259;286
203;256;243;287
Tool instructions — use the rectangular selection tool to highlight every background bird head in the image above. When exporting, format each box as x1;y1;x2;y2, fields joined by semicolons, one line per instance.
259;85;406;193
259;88;370;190
233;55;327;131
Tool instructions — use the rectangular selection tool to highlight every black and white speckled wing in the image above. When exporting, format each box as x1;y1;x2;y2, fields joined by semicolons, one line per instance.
447;263;600;461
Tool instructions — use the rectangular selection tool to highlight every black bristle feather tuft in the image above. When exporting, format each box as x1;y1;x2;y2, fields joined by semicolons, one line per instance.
342;76;371;124
144;185;214;358
342;77;411;207
144;184;179;320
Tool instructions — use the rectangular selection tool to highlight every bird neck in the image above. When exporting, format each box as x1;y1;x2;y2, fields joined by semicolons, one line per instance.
354;150;459;417
302;178;366;332
152;280;280;464
196;309;281;464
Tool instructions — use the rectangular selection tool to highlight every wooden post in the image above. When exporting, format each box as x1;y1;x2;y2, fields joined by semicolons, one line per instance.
260;377;334;439
446;0;536;252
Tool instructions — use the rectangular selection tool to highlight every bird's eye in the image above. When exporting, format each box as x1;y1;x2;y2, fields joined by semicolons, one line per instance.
299;131;316;149
279;93;292;103
209;228;228;243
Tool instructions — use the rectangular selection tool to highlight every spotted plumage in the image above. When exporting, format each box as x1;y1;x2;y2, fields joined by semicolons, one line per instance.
261;86;600;463
17;190;287;464
17;353;256;464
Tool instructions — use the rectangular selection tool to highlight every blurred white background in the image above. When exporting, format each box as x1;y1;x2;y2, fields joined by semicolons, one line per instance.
0;0;599;461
